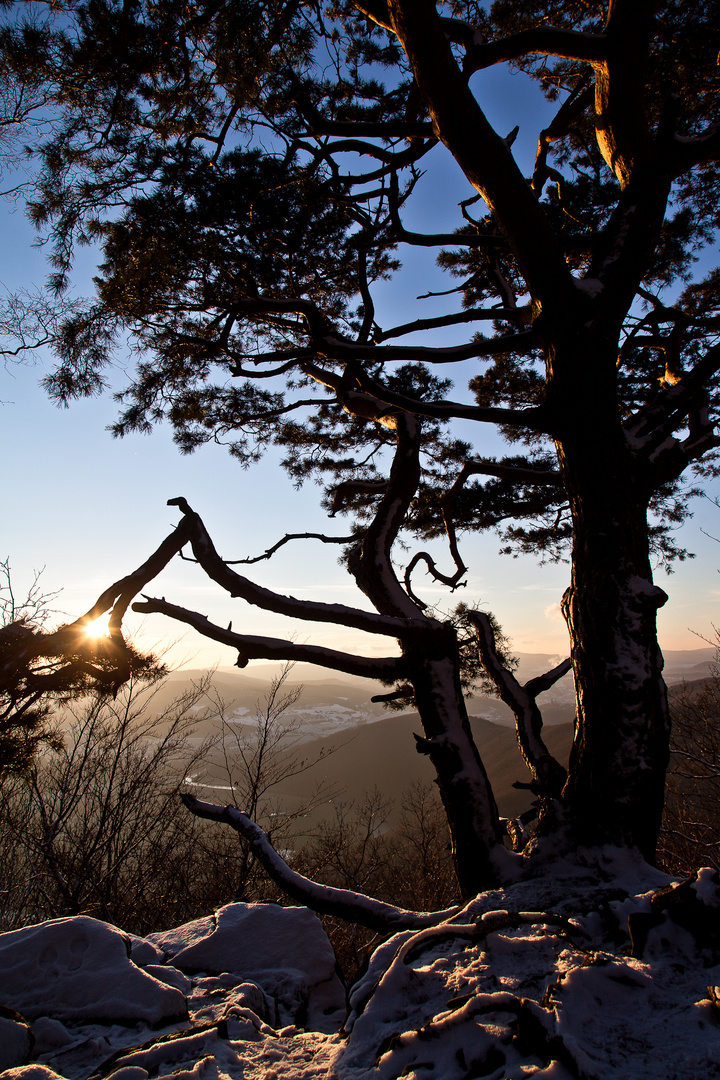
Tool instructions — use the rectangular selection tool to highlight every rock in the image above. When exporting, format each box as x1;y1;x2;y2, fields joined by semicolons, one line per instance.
147;916;215;960
150;903;345;1031
143;965;192;995
0;916;187;1026
127;937;165;967
30;1017;74;1055
0;1067;66;1080
0;1005;33;1071
630;868;720;963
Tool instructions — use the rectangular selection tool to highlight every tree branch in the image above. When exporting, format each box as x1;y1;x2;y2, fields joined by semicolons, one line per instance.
227;531;359;565
387;0;577;325
132;595;405;681
164;497;426;638
669;123;720;179
344;364;550;432
180;794;461;932
467;612;568;800
624;342;720;468
347;414;426;619
0;520;194;695
374;306;531;343
463;26;607;77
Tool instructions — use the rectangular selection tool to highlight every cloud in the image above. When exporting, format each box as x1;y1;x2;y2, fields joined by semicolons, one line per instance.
544;603;564;622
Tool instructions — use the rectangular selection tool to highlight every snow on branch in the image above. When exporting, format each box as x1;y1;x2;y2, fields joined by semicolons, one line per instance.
180;794;462;932
131;595;405;681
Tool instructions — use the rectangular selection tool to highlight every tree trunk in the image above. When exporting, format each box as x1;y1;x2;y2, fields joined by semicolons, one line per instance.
402;629;507;897
552;340;671;861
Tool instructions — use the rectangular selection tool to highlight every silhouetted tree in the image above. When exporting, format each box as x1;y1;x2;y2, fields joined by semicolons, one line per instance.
0;551;169;776
4;1;720;904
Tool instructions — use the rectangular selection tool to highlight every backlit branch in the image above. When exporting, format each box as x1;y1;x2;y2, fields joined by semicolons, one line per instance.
164;497;425;639
228;531;359;565
131;597;404;681
348;363;549;432
374;306;531;343
427;459;563;605
0;523;192;697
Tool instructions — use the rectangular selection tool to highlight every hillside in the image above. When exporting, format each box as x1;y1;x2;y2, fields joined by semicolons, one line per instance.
140;649;715;828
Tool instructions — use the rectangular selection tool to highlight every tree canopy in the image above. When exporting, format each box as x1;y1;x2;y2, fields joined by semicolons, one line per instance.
3;0;720;899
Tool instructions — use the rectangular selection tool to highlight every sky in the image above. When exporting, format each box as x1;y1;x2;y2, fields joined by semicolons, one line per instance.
2;61;720;673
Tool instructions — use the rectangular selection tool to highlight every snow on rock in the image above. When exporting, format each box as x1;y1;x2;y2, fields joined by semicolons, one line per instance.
0;917;187;1026
28;1019;74;1057
0;1068;67;1080
2;860;720;1080
149;902;346;1032
127;936;165;967
330;853;720;1080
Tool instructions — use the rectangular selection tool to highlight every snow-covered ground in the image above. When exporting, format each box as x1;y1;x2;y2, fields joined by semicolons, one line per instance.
1;848;719;1080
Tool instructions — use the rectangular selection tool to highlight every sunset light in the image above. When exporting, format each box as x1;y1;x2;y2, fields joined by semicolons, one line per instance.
82;613;111;640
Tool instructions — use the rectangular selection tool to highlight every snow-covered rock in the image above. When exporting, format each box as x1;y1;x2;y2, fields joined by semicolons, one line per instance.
149;902;346;1031
0;916;187;1026
0;1006;33;1071
2;864;719;1080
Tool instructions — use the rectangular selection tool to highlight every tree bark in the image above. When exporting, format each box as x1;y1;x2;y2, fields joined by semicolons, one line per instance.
551;339;671;860
401;629;508;896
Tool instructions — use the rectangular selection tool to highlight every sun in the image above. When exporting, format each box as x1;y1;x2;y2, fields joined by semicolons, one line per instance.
82;613;111;640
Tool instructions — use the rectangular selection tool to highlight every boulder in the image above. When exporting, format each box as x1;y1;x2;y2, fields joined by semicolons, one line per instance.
0;916;187;1026
0;1005;33;1071
150;903;345;1031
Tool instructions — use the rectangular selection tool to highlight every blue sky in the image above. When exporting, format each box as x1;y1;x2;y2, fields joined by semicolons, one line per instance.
2;63;720;672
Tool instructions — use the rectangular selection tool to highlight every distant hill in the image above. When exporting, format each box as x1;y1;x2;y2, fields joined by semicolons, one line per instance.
193;710;574;825
58;649;715;832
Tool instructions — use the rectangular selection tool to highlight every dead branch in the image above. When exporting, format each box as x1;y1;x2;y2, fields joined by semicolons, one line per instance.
180;793;461;932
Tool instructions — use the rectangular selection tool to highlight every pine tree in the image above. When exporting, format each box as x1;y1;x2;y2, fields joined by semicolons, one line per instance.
4;0;720;896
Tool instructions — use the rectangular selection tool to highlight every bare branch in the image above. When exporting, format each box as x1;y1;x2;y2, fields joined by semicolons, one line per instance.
165;497;426;638
227;531;358;565
131;595;405;681
404;551;467;610
374;306;531;343
466;611;567;800
180;793;461;932
523;657;573;699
